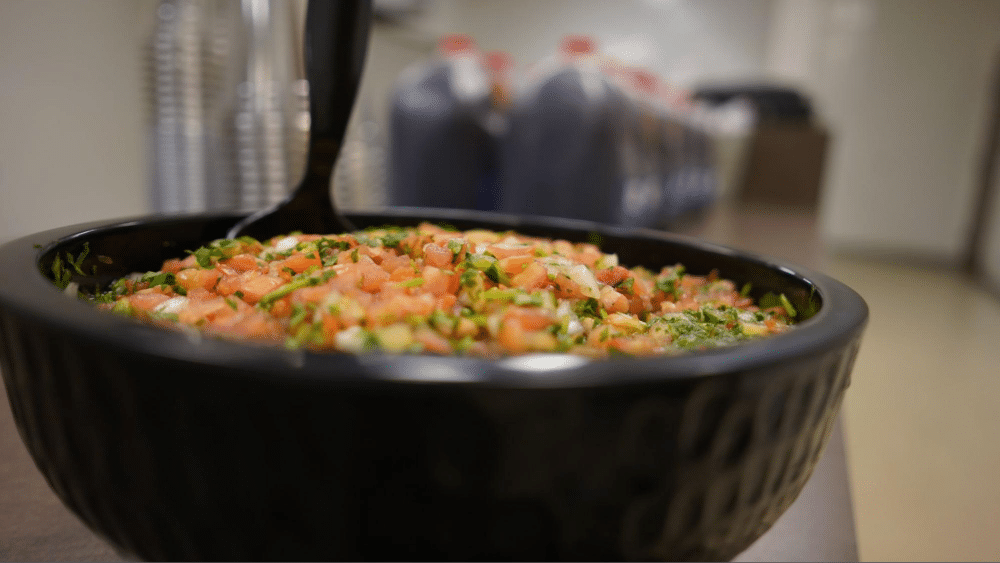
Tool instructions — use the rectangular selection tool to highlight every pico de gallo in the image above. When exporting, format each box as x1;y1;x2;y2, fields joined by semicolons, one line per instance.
82;223;798;358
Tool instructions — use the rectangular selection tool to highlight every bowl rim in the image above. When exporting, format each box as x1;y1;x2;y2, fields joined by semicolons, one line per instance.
0;209;868;389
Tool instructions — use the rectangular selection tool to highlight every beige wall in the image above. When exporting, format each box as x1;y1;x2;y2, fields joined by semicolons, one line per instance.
0;0;151;244
439;0;773;89
767;0;1000;262
6;0;1000;268
982;143;1000;286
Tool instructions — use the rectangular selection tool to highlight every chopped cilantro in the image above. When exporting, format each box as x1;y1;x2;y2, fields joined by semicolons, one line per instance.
460;269;479;288
616;277;635;294
779;294;797;319
258;276;319;307
67;243;90;275
51;254;72;289
379;230;407;249
110;299;133;315
453;335;475;353
655;276;681;299
482;287;519;301
574;297;601;319
361;329;380;351
484;262;511;285
289;303;309;327
192;247;218;268
140;271;176;288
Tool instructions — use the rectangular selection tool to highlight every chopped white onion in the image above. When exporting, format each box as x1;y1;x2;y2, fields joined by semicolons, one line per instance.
63;282;80;298
274;236;298;253
566;263;600;298
154;296;188;315
335;326;365;353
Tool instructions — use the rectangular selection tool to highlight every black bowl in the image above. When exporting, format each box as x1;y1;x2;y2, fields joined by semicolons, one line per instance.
0;208;867;561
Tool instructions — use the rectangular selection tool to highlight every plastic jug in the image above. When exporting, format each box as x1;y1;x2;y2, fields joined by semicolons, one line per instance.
614;68;664;228
499;36;640;225
476;50;514;211
387;34;493;210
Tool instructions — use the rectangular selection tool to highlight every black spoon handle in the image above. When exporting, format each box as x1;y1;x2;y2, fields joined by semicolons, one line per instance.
303;0;372;184
227;0;372;240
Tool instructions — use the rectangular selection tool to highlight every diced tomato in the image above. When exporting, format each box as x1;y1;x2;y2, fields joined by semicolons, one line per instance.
291;284;334;306
235;274;285;304
380;253;411;275
413;326;452;355
499;255;533;276
320;314;341;341
357;244;386;264
680;275;706;290
465;229;500;245
422;266;450;296
423;243;453;268
185;287;212;301
329;266;363;293
436;293;457;312
277;253;322;275
222;253;260;273
607;335;657;355
209;311;284;341
551;273;589;300
574;244;603;267
595;266;630;286
357;262;390;293
497;317;528;354
162;254;198;273
176;268;221;292
162;258;185;274
628;294;652;315
600;286;630;314
505;307;553;331
268;297;292;319
177;297;234;325
128;290;171;312
510;261;547;289
487;243;532;261
660;301;681;313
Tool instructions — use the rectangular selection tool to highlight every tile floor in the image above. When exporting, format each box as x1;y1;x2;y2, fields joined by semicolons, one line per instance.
825;257;1000;562
682;203;1000;561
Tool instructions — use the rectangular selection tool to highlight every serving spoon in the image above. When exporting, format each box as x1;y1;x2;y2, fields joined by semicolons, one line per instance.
227;0;372;241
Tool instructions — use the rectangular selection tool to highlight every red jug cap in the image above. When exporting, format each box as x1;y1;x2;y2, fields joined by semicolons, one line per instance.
560;35;596;57
439;34;477;54
630;69;657;93
484;51;513;73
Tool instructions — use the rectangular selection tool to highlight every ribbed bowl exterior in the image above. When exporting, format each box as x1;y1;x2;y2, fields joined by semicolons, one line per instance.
0;308;860;561
0;210;867;561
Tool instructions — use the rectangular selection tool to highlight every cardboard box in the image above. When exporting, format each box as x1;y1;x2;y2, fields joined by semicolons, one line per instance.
738;121;830;209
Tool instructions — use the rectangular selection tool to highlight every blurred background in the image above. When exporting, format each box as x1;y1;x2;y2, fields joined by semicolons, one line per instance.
2;0;1000;560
